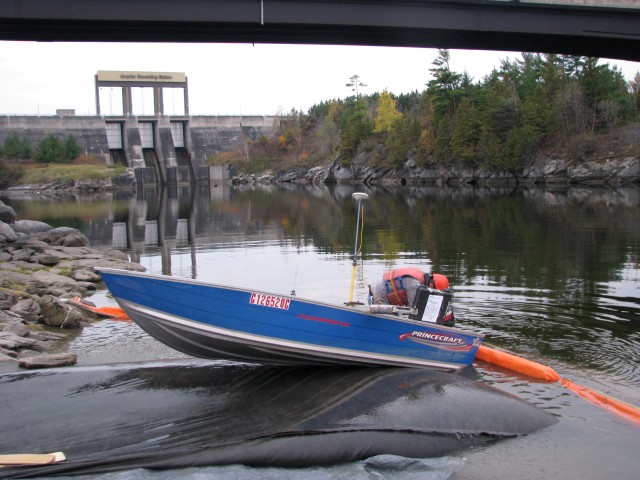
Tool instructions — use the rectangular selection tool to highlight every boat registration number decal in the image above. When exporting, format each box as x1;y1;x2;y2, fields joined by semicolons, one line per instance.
250;293;291;310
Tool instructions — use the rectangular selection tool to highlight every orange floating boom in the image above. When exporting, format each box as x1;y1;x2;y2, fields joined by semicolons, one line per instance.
560;378;640;427
476;345;560;382
476;344;640;427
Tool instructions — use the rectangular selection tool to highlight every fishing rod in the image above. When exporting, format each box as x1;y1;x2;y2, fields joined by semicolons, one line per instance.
347;192;369;306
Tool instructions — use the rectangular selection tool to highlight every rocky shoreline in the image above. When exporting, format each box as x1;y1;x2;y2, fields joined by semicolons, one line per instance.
231;155;640;187
1;199;144;371
2;151;638;197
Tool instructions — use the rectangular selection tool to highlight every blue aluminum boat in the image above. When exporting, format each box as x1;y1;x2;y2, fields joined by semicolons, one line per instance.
99;268;483;371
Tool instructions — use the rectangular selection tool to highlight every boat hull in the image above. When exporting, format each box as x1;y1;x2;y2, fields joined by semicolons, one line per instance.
99;268;483;371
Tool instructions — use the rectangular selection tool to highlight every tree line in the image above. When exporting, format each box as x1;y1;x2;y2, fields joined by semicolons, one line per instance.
229;50;639;173
1;133;81;165
0;133;82;187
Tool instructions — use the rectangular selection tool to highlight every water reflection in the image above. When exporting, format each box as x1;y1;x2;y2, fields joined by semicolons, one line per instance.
2;185;639;385
3;184;639;479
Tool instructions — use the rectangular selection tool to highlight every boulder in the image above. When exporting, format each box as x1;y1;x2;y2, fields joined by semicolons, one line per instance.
10;220;53;235
0;331;41;350
0;221;17;244
8;237;49;251
35;227;90;247
37;254;61;266
64;257;146;272
27;330;66;341
19;352;77;369
38;286;85;300
0;347;18;359
4;322;30;337
0;201;16;224
0;291;18;310
71;268;102;282
618;157;640;183
0;309;24;325
11;248;35;262
37;295;83;328
29;269;80;289
10;298;42;322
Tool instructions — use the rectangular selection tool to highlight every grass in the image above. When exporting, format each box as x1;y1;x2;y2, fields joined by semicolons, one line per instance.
15;162;127;185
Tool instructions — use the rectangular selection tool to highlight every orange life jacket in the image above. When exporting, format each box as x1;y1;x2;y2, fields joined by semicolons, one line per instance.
383;268;427;306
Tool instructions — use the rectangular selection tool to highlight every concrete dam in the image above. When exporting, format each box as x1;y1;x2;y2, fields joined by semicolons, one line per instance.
0;114;276;185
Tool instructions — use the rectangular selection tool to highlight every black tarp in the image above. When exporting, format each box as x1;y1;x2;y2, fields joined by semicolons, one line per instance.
0;360;557;478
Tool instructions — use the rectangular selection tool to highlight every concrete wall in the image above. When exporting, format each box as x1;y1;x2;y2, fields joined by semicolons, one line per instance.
188;116;275;167
0;115;111;162
0;114;277;184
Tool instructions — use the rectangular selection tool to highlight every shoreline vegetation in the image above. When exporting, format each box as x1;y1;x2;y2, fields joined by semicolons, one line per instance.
1;51;639;191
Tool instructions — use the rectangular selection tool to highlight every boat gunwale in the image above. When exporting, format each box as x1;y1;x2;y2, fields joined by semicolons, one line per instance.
97;267;484;340
121;298;469;371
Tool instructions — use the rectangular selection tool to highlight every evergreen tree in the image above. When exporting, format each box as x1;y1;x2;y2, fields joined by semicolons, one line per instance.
3;132;31;159
386;115;420;167
426;49;464;119
338;96;372;162
451;97;481;166
63;135;81;160
34;135;66;165
631;72;640;117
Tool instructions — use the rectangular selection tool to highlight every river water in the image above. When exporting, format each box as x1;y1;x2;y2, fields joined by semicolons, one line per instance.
2;184;639;479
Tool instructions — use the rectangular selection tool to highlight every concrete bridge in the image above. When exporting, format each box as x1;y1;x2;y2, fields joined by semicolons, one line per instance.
2;0;638;186
1;0;639;61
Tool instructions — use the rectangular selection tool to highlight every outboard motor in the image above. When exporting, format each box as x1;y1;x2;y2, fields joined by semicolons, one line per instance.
410;286;455;327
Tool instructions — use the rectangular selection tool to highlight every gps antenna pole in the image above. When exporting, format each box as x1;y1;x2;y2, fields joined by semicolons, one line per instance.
347;192;369;305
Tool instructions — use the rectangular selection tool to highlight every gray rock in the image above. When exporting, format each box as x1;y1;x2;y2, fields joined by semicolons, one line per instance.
0;251;11;261
30;269;80;288
0;347;18;359
9;237;50;251
27;330;66;341
99;249;130;262
71;269;102;282
37;254;61;266
0;309;23;323
0;291;18;310
76;281;97;291
65;257;146;272
618;157;640;182
12;248;35;262
0;221;17;244
39;286;85;299
37;295;83;328
11;220;53;235
10;298;42;322
0;268;37;287
0;201;16;224
4;322;30;337
0;331;39;350
19;352;77;369
35;228;90;247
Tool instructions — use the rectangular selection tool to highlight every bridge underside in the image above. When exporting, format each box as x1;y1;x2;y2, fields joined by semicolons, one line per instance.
1;0;639;61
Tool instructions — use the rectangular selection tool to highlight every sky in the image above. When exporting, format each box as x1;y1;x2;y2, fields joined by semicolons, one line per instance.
1;41;638;117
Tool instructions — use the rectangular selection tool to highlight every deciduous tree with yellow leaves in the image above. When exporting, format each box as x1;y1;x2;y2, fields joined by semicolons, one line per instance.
374;90;402;134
